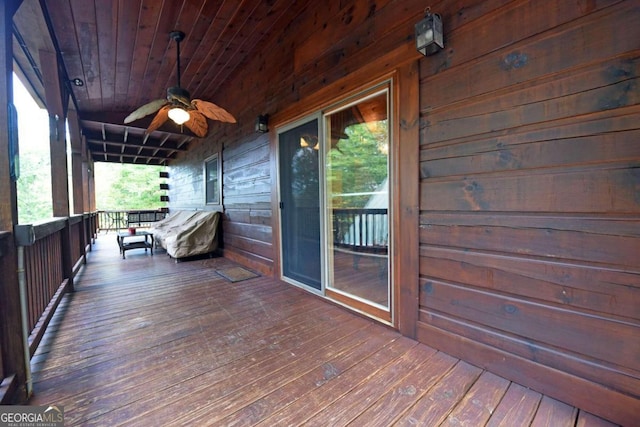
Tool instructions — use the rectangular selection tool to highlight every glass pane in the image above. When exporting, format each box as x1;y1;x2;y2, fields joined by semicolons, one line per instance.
279;119;322;289
205;155;219;204
325;91;389;308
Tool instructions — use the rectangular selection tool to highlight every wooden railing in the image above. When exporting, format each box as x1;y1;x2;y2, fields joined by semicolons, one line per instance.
14;212;98;355
332;208;388;255
0;231;10;382
97;210;126;231
97;209;167;232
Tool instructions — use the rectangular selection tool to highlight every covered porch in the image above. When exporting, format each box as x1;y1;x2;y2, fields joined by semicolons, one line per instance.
27;235;618;426
0;1;638;426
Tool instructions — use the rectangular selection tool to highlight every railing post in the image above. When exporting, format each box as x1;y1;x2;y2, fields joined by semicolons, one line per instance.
83;213;91;253
0;0;29;404
0;233;28;403
61;218;74;292
91;211;97;244
80;214;87;264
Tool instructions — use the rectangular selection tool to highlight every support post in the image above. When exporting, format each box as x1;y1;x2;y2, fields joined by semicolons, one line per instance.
394;61;420;338
39;49;70;217
68;109;85;215
0;0;28;404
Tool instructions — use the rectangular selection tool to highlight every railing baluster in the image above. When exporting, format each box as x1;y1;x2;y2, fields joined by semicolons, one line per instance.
331;208;388;254
13;213;97;356
96;210;166;233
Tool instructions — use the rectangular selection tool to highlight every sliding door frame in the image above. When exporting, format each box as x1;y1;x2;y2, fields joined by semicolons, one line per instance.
276;113;326;295
271;61;419;334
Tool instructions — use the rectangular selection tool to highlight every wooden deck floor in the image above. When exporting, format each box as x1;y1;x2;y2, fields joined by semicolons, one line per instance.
28;233;620;426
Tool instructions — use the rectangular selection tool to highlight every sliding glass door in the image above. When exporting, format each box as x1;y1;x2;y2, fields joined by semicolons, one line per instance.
278;117;322;290
324;90;390;318
278;84;391;320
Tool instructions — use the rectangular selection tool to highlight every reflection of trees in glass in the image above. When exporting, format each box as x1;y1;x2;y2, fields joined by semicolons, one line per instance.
291;146;319;206
205;156;220;204
328;120;388;208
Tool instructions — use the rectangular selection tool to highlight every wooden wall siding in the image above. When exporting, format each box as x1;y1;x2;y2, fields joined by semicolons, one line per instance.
217;130;274;275
168;136;221;209
166;0;637;423
171;127;275;274
417;1;640;426
169;0;428;275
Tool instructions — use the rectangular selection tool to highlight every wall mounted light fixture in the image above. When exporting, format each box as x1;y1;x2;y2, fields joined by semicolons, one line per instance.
256;114;269;133
415;8;444;56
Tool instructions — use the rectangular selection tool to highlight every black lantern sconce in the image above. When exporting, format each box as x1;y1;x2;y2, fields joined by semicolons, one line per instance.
255;114;269;133
415;8;444;56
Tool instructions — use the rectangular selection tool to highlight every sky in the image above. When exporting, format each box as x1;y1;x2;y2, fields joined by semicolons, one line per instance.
13;73;50;153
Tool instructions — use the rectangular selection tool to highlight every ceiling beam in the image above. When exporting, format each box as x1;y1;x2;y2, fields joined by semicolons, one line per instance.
88;150;173;162
79;112;201;138
83;131;188;151
86;140;180;156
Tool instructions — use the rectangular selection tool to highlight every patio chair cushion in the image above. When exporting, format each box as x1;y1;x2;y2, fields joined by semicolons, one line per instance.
151;210;220;259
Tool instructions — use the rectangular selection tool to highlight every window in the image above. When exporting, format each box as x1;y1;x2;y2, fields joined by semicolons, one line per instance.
204;153;221;205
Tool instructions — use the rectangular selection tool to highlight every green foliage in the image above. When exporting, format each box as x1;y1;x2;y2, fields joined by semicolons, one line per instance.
12;74;164;223
327;121;388;208
14;75;53;224
17;142;53;224
95;163;165;210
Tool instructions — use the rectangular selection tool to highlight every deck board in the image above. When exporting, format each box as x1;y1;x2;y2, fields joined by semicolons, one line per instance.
485;383;542;427
347;350;459;427
394;361;483;426
27;234;620;426
303;344;438;426
529;396;578;427
443;371;511;426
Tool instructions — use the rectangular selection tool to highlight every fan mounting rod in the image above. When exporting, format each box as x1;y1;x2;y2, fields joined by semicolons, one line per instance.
170;31;185;88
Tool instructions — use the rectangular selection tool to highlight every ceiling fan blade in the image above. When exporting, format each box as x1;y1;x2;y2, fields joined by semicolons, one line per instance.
146;105;171;134
183;110;208;137
192;99;236;123
124;99;168;124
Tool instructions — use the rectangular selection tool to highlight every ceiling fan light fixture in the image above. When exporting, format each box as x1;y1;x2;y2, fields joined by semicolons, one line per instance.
168;106;190;125
124;30;236;136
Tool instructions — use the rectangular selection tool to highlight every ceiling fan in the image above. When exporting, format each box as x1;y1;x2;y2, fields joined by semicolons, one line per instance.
124;31;236;137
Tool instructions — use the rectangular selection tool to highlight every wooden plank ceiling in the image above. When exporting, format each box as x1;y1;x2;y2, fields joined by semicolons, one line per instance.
12;0;300;165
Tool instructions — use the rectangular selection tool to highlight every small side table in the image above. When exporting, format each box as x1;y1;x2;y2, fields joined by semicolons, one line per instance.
116;231;154;259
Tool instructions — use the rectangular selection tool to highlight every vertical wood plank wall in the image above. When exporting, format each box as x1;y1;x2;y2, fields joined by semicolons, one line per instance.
167;1;639;424
416;1;639;425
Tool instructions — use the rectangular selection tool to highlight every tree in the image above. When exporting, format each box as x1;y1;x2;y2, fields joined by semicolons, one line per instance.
327;120;388;208
16;143;53;223
95;163;165;210
14;74;53;224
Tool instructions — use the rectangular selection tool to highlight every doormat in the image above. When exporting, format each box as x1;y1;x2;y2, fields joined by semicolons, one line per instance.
216;267;259;282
